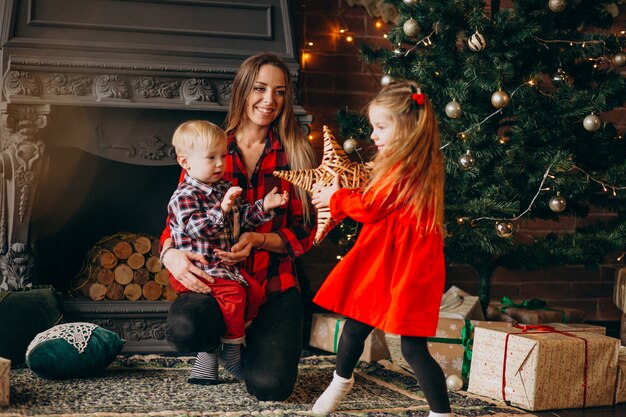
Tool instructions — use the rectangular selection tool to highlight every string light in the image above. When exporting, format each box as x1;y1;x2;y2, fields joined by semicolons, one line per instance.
535;36;606;48
574;166;626;194
375;20;383;29
404;29;437;55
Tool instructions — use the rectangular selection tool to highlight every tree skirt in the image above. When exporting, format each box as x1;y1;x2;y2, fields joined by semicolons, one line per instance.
2;355;536;417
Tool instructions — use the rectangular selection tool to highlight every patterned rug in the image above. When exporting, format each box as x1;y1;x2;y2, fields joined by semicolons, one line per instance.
2;354;536;417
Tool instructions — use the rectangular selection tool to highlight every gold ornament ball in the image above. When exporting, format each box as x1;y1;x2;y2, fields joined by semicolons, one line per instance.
495;222;514;238
403;18;421;38
549;194;567;213
549;0;566;12
343;138;358;154
381;74;392;86
458;150;475;171
583;114;601;132
491;90;510;109
467;32;487;52
613;52;626;68
446;374;464;391
445;101;462;119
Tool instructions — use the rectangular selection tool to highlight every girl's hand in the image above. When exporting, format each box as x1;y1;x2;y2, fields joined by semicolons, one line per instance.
312;174;341;209
221;186;242;213
263;186;289;212
214;232;257;265
161;248;214;293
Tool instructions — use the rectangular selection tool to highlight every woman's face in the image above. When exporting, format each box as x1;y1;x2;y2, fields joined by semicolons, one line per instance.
244;64;286;128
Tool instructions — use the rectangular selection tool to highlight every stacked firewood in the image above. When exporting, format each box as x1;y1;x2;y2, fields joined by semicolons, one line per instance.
74;233;177;301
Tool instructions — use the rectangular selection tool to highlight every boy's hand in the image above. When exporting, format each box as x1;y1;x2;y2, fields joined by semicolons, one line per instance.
263;186;289;212
221;186;242;213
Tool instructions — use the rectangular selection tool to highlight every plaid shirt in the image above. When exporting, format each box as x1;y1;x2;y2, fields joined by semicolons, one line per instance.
162;130;316;296
167;174;272;286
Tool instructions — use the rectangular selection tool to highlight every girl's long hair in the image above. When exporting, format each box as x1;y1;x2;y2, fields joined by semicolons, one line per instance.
225;52;316;221
365;81;445;233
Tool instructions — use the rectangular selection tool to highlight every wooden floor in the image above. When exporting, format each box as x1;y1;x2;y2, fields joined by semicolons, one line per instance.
534;404;626;416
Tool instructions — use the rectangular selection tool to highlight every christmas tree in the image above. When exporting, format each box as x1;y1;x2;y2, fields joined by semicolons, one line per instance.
334;0;626;307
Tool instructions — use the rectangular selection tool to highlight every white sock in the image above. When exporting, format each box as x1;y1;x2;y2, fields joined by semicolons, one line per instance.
428;412;454;417
312;371;354;414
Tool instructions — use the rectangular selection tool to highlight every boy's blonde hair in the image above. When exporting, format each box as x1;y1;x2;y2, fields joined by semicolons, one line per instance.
365;81;445;234
172;120;227;155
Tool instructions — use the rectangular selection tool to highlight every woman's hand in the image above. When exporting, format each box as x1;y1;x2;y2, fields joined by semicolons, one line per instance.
161;248;214;293
214;232;259;265
312;174;341;209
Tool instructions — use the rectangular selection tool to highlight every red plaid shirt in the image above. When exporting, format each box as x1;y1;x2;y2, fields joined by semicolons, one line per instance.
168;174;272;286
161;130;316;296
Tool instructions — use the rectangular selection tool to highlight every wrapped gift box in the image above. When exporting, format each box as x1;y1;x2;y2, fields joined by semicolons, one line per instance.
468;325;619;411
439;287;485;321
487;300;584;324
0;357;9;407
615;346;626;404
614;267;626;312
309;313;389;362
386;320;513;381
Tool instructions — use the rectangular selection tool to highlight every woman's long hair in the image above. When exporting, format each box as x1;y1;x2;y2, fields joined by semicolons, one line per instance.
365;81;444;233
225;52;316;222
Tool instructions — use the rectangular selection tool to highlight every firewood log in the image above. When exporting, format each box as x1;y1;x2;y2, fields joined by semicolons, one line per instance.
97;250;118;269
95;267;114;286
88;283;108;301
114;264;133;285
133;268;150;286
123;283;143;301
162;285;178;301
112;240;133;260
154;269;170;286
151;238;160;257
106;282;124;300
142;280;162;301
133;236;152;254
145;256;162;273
126;252;145;270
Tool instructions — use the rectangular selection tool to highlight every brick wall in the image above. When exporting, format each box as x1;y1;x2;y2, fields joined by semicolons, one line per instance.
293;0;626;322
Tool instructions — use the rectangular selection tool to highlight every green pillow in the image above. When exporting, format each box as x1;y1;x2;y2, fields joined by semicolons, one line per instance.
0;287;64;365
26;322;125;379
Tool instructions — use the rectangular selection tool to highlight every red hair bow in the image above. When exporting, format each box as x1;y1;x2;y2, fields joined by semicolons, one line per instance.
411;93;425;105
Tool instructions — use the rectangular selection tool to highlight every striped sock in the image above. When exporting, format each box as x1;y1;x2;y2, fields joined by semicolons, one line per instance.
218;340;244;380
188;351;218;385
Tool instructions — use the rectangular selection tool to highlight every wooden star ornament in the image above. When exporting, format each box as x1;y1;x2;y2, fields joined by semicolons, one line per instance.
274;126;373;244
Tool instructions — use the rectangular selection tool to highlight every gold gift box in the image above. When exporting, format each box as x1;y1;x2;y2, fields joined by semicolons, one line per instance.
615;346;626;404
468;324;618;411
308;313;390;362
0;357;9;407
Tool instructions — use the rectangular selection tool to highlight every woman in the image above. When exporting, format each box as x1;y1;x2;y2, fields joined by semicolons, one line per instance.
160;52;317;400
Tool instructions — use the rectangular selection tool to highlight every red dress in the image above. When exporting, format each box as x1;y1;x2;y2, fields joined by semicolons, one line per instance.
313;187;445;337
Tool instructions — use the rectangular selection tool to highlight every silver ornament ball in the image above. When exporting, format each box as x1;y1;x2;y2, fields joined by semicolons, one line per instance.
549;0;566;13
491;90;510;109
393;45;406;56
446;374;464;392
445;101;463;119
403;0;418;4
458;150;475;171
467;32;487;52
549;194;567;213
403;18;421;38
551;68;569;87
381;74;392;86
583;114;601;132
495;222;514;238
342;138;358;154
613;52;626;68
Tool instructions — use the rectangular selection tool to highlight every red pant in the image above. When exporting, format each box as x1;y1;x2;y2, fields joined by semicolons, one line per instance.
170;273;265;340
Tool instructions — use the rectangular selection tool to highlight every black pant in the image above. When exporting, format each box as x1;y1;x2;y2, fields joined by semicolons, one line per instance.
166;287;303;401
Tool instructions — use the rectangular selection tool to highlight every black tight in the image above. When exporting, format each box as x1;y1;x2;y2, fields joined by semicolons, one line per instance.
336;318;451;414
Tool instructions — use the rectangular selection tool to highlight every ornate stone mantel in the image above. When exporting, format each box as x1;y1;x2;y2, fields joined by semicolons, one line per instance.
0;0;309;290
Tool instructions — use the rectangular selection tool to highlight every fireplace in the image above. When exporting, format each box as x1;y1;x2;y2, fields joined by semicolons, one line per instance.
0;0;309;352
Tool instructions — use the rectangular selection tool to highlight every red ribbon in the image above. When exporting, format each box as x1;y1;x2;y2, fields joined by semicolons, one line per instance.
501;324;589;407
411;93;425;105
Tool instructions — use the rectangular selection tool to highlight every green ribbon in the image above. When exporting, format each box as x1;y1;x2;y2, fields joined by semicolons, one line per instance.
427;320;474;383
500;296;567;323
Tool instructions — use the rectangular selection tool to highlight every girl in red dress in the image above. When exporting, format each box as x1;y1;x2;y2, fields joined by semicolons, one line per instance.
311;81;452;417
